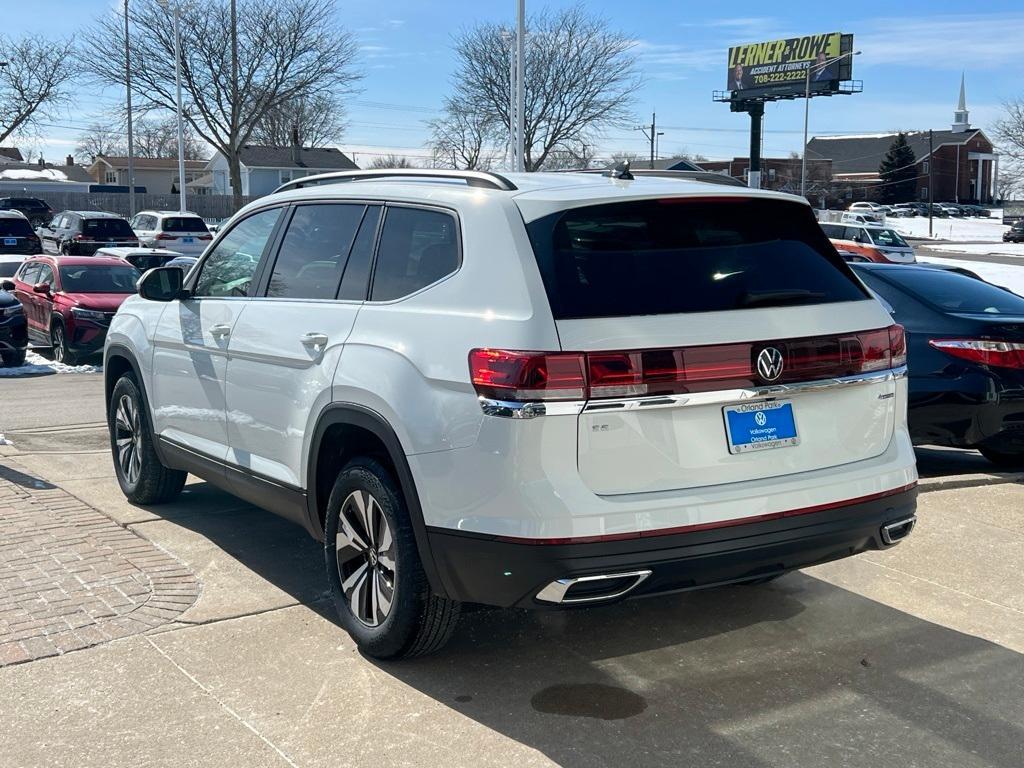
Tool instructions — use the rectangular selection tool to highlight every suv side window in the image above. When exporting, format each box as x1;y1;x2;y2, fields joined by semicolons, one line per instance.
193;207;282;298
36;264;54;287
370;207;459;302
18;262;41;285
265;204;364;300
820;223;841;238
844;226;864;242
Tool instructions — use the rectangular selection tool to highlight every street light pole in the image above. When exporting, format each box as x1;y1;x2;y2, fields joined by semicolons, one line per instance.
172;4;186;213
515;0;525;172
124;0;136;217
801;49;860;199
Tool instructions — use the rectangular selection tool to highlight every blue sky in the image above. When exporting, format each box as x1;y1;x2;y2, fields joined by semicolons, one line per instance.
8;0;1024;164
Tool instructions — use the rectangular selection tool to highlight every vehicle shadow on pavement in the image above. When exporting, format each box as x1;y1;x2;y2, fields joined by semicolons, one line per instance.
0;463;57;490
381;576;1024;768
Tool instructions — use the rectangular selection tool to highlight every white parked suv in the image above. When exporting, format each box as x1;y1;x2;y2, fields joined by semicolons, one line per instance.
104;169;918;658
129;210;212;255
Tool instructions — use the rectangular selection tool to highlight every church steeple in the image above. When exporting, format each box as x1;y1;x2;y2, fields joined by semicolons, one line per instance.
952;73;971;132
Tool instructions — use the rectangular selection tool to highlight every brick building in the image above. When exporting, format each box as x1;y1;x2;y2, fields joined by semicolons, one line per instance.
805;76;999;203
696;156;833;194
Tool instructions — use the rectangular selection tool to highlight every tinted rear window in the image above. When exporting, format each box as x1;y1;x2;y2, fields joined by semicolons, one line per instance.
83;218;135;237
0;218;33;236
526;198;868;319
161;217;209;233
880;268;1024;315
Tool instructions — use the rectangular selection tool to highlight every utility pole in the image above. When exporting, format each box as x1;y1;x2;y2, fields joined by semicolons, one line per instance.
515;0;525;172
636;112;658;170
747;102;764;189
928;129;934;238
124;0;136;217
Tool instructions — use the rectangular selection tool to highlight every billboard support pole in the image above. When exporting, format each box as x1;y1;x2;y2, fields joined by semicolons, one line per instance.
747;102;764;189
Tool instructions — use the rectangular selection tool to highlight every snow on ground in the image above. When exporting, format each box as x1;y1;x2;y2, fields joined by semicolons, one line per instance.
0;350;101;378
919;242;1024;258
917;255;1024;298
892;215;1010;242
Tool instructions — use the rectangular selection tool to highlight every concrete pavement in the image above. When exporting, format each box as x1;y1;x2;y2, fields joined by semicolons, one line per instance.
1;372;1023;767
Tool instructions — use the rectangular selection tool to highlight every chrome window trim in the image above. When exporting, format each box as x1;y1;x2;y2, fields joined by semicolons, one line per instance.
478;366;906;419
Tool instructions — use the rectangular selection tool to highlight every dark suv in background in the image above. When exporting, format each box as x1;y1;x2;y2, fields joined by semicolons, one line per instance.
38;211;139;256
0;211;42;255
0;197;54;227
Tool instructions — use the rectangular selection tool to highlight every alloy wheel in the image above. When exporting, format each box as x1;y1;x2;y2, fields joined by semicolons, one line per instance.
335;490;397;627
52;326;65;363
113;393;142;485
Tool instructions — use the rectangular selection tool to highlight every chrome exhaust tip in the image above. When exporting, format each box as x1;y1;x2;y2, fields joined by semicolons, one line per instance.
535;570;652;605
881;516;917;545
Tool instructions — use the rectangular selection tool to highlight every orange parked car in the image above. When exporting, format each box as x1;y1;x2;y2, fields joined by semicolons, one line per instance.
828;239;892;263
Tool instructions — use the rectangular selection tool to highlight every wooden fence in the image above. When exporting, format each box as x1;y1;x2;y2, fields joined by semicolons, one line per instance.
23;192;257;222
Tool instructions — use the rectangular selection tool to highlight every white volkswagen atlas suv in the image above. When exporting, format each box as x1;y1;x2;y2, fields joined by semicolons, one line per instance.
104;168;918;658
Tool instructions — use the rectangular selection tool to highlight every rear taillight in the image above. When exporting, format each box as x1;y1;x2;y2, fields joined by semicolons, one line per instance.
198;234;213;240
929;339;1024;368
471;325;907;402
156;233;175;240
469;349;586;401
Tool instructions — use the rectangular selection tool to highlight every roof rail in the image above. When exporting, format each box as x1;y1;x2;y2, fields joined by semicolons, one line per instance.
274;169;518;194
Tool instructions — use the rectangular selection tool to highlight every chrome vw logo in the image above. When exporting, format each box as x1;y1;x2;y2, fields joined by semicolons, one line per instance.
754;411;768;426
756;347;784;382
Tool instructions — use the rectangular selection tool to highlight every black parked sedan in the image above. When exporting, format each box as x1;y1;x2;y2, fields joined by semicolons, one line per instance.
853;262;1024;466
0;280;28;367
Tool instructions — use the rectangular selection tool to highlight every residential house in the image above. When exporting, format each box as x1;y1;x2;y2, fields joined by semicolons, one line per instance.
805;76;999;203
0;147;25;164
0;155;94;193
86;156;210;195
205;142;359;197
605;157;703;172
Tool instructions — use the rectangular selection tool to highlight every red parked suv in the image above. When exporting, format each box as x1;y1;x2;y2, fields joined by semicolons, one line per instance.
8;254;139;364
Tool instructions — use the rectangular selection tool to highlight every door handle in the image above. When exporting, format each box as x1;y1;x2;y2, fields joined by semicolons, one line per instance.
210;323;232;339
300;332;329;348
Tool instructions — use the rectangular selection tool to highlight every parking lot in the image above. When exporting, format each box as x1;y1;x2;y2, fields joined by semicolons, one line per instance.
1;371;1022;768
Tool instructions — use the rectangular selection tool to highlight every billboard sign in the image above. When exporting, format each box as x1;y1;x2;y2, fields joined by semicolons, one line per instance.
727;33;853;100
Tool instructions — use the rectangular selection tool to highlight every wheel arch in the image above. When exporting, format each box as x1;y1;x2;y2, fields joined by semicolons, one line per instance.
103;344;160;454
307;403;446;597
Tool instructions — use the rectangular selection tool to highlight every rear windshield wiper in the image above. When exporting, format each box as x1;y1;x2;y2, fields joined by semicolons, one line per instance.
738;289;827;308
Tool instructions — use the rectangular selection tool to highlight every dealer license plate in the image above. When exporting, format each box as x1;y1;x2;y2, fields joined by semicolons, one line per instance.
182;237;194;243
723;400;799;454
3;238;16;245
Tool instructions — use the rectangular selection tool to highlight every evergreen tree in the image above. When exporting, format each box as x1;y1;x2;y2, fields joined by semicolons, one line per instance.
878;133;918;203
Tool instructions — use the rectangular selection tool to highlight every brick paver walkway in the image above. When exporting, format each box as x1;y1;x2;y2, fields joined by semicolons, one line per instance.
0;460;199;666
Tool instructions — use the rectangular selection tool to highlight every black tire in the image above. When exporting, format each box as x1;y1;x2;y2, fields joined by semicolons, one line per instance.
978;447;1024;469
324;458;459;659
108;373;187;504
50;321;77;366
1;349;26;367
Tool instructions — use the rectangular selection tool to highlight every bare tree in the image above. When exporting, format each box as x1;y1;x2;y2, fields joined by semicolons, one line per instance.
993;98;1024;163
252;93;345;147
81;0;361;205
134;116;205;160
0;35;76;144
75;123;127;163
609;151;642;165
540;145;596;170
368;154;414;169
428;97;498;170
433;6;640;171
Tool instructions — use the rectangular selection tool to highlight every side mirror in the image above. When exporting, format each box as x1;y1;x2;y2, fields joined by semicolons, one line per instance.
32;282;51;294
138;266;185;302
0;279;14;292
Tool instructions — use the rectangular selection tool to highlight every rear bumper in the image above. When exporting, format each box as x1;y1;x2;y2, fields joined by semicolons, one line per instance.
910;376;1024;451
426;485;918;608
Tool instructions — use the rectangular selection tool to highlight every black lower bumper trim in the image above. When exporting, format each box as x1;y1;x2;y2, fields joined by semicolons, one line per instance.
425;487;918;608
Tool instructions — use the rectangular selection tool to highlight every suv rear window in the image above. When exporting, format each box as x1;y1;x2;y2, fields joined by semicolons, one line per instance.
526;198;868;319
0;218;33;236
83;218;135;237
161;216;209;233
867;229;909;248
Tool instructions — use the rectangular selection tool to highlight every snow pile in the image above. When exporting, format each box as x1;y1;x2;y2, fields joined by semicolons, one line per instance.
0;350;101;378
0;168;69;182
894;216;1010;242
917;255;1024;298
